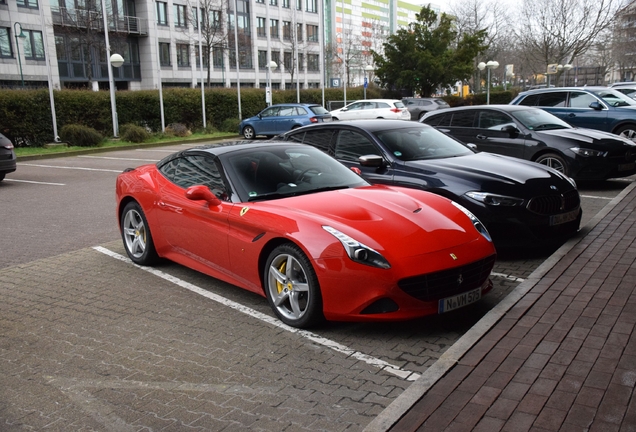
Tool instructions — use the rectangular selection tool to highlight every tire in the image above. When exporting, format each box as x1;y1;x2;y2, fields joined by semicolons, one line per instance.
121;201;159;265
535;153;568;176
242;125;255;140
0;173;5;182
615;124;636;142
264;243;324;328
418;111;426;120
332;117;339;121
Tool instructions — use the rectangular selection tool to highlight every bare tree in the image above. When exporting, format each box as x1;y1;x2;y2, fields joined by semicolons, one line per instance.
514;0;620;83
611;2;636;82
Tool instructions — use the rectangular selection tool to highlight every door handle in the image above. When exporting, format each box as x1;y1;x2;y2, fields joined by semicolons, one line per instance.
476;134;488;140
567;113;576;118
158;201;183;213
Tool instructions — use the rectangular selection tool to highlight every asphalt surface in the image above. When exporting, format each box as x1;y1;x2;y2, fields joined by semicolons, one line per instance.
0;141;633;430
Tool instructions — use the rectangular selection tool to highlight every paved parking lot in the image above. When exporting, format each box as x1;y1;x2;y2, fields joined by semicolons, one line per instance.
0;143;632;430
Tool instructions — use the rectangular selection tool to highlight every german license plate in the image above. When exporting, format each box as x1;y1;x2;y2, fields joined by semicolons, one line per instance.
619;162;635;171
438;288;481;313
550;208;579;226
322;117;332;122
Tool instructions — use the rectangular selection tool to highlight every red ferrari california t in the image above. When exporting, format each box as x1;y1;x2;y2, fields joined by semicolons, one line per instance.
116;141;496;328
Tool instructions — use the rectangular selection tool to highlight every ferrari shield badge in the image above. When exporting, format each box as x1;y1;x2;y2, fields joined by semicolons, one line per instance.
240;207;249;216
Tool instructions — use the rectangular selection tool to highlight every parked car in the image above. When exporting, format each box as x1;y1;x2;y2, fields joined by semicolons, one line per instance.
510;86;636;141
0;133;17;182
610;83;636;100
116;141;496;328
238;103;331;139
329;99;410;121
402;97;450;120
280;120;582;248
420;105;636;181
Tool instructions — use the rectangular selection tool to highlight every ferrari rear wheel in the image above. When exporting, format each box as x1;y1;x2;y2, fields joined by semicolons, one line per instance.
121;201;159;265
264;244;324;328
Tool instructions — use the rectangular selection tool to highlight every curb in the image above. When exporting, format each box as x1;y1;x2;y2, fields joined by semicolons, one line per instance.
363;181;636;432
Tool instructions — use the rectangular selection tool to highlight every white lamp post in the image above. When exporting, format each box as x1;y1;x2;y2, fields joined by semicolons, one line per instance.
107;53;124;137
266;60;277;106
363;64;374;100
478;60;499;104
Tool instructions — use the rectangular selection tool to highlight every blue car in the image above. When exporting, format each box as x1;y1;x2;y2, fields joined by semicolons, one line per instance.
510;86;636;141
239;103;332;139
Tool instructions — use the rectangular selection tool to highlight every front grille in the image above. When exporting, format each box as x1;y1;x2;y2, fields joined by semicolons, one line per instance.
398;254;496;302
527;190;580;215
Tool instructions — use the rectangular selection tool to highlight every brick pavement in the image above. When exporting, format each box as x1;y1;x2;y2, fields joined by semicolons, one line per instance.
367;182;636;432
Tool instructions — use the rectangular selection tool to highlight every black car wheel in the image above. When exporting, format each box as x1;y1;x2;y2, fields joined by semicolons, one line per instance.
242;125;255;140
535;153;568;176
615;124;636;142
121;201;159;265
264;243;324;328
0;173;4;182
418;111;426;120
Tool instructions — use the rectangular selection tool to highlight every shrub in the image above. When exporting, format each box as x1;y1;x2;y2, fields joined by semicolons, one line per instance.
220;118;241;134
59;124;104;147
165;123;191;137
120;123;150;143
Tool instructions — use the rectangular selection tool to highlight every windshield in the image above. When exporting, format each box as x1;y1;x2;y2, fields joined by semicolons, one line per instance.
374;126;474;161
593;89;636;107
309;106;329;115
226;146;367;202
511;109;572;131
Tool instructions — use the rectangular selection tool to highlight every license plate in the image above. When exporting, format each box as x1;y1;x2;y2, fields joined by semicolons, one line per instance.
438;287;481;313
322;117;332;122
550;208;579;226
619;162;635;171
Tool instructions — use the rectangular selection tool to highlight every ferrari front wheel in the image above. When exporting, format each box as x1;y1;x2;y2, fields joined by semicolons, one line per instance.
264;244;324;328
121;201;159;265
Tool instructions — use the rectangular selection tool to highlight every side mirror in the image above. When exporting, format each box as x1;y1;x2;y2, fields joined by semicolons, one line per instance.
185;185;222;208
501;125;520;137
589;102;603;110
466;143;478;151
350;167;362;175
341;108;349;112
358;154;384;167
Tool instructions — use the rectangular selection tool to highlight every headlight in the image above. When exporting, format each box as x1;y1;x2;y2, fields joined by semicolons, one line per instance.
323;226;391;269
451;201;492;242
465;191;524;207
570;147;607;157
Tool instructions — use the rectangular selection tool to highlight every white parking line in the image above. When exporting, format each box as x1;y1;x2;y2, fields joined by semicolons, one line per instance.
580;194;613;200
4;179;65;186
490;272;525;283
78;155;158;162
93;246;421;382
19;163;122;173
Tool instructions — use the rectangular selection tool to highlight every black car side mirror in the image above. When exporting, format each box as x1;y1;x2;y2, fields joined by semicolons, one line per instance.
501;125;520;137
359;154;384;167
589;102;603;110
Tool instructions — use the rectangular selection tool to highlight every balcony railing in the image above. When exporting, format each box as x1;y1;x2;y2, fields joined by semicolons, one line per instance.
51;7;148;36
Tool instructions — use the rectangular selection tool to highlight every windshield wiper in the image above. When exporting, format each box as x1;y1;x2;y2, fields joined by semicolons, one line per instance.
533;123;568;131
247;185;350;201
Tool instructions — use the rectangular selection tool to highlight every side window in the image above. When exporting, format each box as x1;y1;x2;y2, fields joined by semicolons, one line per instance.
537;92;567;107
449;111;476;127
260;107;279;117
334;130;379;162
363;102;375;109
376;102;390;109
160;155;229;199
278;106;294;116
420;100;432;106
478;111;515;130
295;107;308;115
347;102;363;111
302;129;334;152
517;94;540;106
569;92;598;108
286;131;305;143
421;113;448;127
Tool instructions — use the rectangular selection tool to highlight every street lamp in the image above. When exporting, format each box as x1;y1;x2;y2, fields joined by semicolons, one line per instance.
13;22;27;88
363;64;374;100
266;60;277;106
557;64;573;87
478;60;499;104
108;53;124;137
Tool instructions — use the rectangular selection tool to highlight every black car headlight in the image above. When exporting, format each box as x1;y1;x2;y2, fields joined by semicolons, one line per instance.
451;201;492;242
570;147;607;157
465;191;525;207
323;226;391;269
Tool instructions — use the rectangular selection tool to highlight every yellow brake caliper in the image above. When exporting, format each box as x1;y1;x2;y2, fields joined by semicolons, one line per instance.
276;261;287;294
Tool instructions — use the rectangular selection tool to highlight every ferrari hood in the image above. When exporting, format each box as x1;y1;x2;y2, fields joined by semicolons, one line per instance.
256;185;487;256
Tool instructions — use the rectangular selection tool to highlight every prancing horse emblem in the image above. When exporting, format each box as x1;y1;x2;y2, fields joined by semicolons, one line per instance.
457;274;464;285
450;253;457;260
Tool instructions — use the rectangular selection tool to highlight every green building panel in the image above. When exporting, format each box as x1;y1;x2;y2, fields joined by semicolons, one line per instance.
397;1;422;12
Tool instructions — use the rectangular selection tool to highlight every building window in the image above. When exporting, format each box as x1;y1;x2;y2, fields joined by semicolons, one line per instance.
17;0;38;8
296;0;301;10
270;19;279;38
213;46;224;68
308;53;319;71
174;4;187;28
296;23;303;41
194;44;208;68
257;17;266;37
307;24;318;42
23;30;45;60
0;28;13;58
192;7;204;29
283;21;291;40
206;10;221;29
156;2;168;25
269;0;277;5
282;0;290;8
255;0;264;3
298;53;304;71
159;42;170;66
176;43;189;66
284;51;292;70
306;0;316;13
258;50;267;69
271;51;280;68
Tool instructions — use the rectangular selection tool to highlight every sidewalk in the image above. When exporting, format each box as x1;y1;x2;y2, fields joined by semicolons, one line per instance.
366;182;636;432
